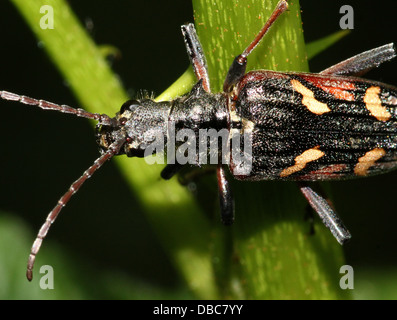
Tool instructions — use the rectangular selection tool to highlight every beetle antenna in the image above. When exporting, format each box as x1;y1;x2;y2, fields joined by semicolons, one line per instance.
0;90;116;126
26;137;125;281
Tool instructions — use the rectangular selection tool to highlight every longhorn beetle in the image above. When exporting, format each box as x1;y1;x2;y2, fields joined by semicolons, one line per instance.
1;0;397;281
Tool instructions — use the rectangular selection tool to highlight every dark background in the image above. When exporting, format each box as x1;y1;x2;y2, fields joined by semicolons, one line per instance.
0;0;396;299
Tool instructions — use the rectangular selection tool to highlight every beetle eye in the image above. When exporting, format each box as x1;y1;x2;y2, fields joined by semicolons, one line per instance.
120;99;140;114
119;117;128;125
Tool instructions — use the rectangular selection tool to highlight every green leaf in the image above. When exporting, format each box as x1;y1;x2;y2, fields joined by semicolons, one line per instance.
306;30;351;60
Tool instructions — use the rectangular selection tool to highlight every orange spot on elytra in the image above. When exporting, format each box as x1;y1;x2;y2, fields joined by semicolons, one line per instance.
280;146;325;177
291;80;331;115
354;148;386;176
364;86;391;121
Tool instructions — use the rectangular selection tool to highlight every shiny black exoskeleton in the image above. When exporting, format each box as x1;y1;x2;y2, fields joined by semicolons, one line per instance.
96;80;228;160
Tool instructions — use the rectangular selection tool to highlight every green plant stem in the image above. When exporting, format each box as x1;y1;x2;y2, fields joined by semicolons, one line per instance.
192;0;350;299
10;0;216;299
11;0;351;299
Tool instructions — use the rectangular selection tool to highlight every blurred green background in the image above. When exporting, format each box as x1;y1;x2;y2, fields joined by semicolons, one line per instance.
0;0;396;299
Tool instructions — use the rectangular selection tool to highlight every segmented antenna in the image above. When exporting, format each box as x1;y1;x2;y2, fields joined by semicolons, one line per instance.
0;91;115;126
26;137;125;281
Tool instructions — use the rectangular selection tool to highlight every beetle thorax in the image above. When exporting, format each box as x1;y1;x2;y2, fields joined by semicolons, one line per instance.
96;81;229;160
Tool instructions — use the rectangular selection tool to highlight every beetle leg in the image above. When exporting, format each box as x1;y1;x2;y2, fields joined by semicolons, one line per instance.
182;23;237;226
160;163;185;180
302;184;335;236
320;43;396;76
298;183;351;245
217;165;235;225
181;23;211;92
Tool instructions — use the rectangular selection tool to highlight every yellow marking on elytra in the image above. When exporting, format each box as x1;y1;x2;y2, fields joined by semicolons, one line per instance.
291;79;331;115
363;86;391;121
354;148;386;176
280;146;325;177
